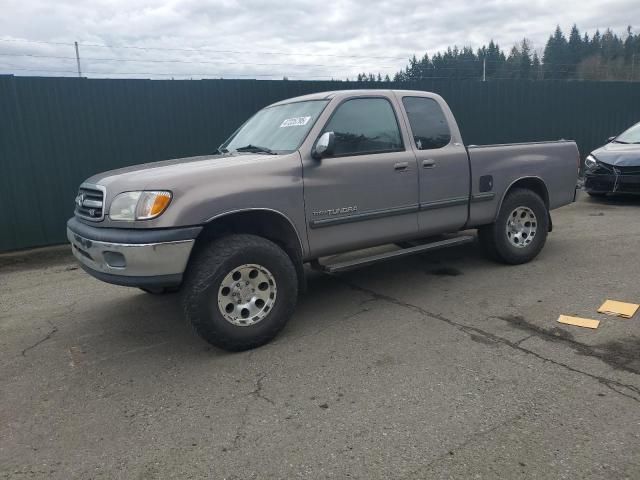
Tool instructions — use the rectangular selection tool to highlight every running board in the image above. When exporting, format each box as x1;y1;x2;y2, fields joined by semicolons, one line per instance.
312;235;475;274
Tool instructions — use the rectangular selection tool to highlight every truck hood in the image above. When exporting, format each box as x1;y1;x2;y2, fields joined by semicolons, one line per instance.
87;152;277;192
591;143;640;167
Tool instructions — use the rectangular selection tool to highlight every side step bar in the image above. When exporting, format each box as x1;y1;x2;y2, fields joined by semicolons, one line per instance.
312;235;475;274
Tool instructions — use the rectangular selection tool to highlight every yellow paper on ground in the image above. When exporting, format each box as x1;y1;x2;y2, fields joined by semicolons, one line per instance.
597;300;639;319
557;315;600;329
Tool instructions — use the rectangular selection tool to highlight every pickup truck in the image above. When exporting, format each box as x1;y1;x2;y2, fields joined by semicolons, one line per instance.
67;89;579;351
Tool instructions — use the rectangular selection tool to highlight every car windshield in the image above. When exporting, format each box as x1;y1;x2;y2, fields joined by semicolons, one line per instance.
614;122;640;144
222;100;329;153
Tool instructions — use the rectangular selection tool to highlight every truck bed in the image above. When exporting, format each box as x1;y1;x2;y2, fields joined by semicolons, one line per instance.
466;140;579;227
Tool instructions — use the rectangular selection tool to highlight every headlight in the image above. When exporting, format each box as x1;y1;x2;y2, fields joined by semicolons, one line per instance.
109;191;172;221
584;155;598;171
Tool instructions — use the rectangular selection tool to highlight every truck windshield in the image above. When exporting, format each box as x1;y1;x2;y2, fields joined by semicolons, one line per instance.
222;100;329;153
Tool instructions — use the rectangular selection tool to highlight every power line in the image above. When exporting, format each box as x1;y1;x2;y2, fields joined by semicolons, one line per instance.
0;51;398;69
0;66;340;79
2;51;618;73
0;37;410;60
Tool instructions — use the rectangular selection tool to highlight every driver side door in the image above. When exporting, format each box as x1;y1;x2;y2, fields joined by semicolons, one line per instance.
301;96;419;257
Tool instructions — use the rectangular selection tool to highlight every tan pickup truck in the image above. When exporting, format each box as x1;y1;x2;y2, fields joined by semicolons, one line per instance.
68;89;580;350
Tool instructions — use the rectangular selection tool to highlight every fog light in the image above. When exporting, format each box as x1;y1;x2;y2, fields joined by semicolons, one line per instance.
103;251;126;268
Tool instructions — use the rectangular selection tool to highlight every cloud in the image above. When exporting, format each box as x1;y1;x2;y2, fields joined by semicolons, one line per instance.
0;0;638;79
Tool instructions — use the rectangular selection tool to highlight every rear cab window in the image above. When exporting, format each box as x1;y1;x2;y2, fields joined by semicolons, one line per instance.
402;97;451;150
322;97;404;156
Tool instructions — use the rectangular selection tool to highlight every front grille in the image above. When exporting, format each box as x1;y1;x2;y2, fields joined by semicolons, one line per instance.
74;184;105;221
592;163;613;174
585;177;614;191
595;162;640;175
615;165;640;175
618;180;640;192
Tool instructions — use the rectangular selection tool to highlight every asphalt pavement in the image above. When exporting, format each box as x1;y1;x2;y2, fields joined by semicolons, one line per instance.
1;192;639;479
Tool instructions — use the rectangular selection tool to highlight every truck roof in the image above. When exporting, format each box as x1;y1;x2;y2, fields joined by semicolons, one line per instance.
268;89;435;107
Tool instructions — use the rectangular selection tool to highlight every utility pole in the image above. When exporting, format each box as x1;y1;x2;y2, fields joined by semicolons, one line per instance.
74;41;82;77
482;57;486;82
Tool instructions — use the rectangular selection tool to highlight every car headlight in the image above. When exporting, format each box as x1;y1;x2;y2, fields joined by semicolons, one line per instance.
584;155;598;171
109;191;172;221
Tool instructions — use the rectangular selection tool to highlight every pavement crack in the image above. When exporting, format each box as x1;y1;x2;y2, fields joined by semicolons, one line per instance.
231;403;251;450
249;373;275;405
403;409;531;478
338;278;640;404
228;373;274;451
514;334;534;346
491;314;640;375
21;321;58;357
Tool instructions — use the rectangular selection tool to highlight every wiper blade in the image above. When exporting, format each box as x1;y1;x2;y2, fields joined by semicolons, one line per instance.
234;144;277;154
612;140;628;144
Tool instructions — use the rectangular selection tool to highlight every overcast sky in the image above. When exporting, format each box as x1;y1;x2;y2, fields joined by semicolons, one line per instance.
1;0;639;80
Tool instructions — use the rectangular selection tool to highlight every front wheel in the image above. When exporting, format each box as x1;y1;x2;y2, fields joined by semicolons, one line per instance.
182;234;298;351
478;188;549;265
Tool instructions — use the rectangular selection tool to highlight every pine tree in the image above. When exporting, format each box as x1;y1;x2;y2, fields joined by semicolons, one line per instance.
532;52;542;80
520;39;532;79
505;45;521;78
543;25;569;79
567;24;583;78
387;23;639;83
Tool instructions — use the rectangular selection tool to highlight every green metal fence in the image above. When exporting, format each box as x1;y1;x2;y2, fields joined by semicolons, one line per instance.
1;75;639;252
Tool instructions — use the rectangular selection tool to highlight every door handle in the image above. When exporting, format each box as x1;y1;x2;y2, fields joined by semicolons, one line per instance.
394;162;409;171
422;159;436;169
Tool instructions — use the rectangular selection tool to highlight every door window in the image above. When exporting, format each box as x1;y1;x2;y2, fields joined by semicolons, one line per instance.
322;98;403;156
402;97;451;150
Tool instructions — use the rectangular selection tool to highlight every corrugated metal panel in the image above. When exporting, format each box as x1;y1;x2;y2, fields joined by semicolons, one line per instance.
1;76;639;252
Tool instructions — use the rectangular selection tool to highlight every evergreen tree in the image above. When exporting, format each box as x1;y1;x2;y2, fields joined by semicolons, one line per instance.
387;23;639;82
624;26;634;63
520;39;533;79
532;52;542;79
567;24;583;78
591;30;602;55
543;25;569;79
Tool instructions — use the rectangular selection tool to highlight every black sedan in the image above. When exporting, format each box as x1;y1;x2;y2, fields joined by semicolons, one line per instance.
584;122;640;196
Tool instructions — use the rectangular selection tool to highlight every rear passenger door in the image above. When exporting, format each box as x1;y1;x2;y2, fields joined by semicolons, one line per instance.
302;96;419;257
399;95;470;236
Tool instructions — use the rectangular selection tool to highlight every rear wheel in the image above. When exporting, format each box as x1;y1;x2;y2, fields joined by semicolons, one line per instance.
182;234;298;351
478;188;549;265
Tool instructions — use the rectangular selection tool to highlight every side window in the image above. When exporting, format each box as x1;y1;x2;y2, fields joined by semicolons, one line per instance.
323;98;403;156
402;97;451;150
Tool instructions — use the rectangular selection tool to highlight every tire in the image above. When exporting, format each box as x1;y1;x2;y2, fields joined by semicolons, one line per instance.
181;234;298;351
478;188;549;265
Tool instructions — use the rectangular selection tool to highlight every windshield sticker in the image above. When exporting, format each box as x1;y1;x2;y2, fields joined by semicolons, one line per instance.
280;116;312;128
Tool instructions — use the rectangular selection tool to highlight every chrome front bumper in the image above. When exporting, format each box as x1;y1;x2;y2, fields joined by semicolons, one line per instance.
68;227;194;276
66;218;201;287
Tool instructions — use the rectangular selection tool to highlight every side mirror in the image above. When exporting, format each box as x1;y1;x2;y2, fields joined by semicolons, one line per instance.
607;136;616;143
313;131;335;159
